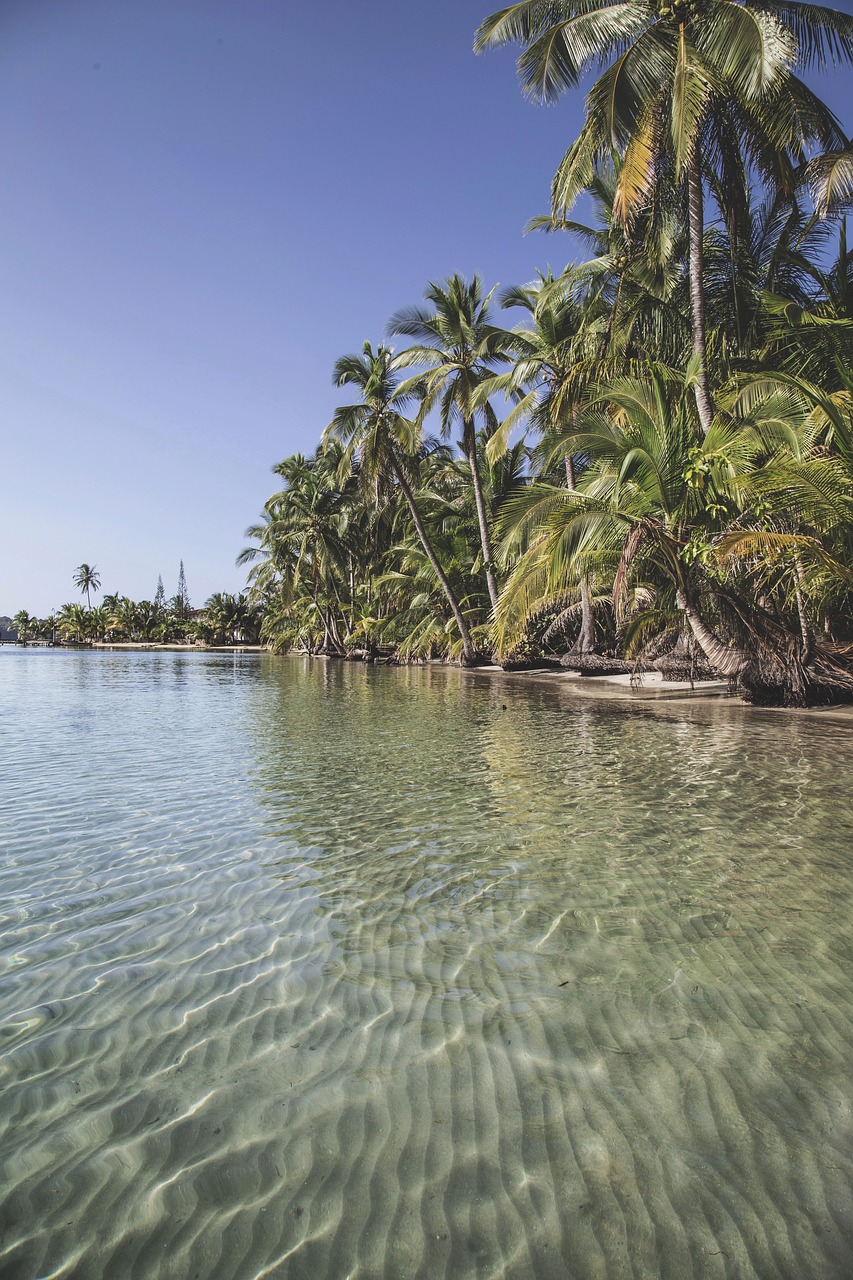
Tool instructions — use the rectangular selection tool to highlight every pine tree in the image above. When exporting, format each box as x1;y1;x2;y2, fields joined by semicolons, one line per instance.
176;560;191;617
154;575;166;610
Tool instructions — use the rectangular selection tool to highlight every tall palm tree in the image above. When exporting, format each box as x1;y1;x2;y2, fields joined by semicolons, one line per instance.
270;452;348;651
485;273;603;652
324;341;479;663
389;273;512;610
528;158;691;368
73;563;101;610
475;0;849;432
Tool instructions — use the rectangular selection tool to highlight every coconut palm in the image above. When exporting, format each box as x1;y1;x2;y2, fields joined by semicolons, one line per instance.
389;273;512;610
39;613;58;643
73;563;101;609
12;610;32;642
806;139;853;216
106;596;139;641
250;454;345;651
757;216;853;386
483;273;605;652
324;341;479;663
475;0;849;432
702;186;834;372
495;364;755;662
240;446;369;653
498;357;853;700
527;158;691;368
722;368;853;616
202;593;257;644
87;605;111;642
57;601;90;642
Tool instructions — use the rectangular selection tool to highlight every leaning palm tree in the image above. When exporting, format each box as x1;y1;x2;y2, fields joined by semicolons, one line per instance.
324;341;479;663
475;0;849;432
73;563;101;610
389;273;512;610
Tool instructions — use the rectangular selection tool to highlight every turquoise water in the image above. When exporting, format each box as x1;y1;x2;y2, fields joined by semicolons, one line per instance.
1;649;852;1279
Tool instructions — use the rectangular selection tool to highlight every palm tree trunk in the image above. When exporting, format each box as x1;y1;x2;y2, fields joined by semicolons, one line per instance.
327;608;345;654
565;453;595;653
676;589;746;678
349;556;355;626
687;152;714;436
394;462;478;663
794;560;811;665
466;430;500;610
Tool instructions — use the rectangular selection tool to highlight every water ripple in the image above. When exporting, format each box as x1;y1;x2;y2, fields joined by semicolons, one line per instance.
0;650;852;1278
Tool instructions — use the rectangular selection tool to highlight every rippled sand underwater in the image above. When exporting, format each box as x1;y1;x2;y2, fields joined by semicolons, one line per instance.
1;649;852;1279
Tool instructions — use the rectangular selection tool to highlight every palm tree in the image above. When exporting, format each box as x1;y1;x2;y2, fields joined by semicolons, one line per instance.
324;341;479;663
482;273;605;652
57;601;90;642
203;593;255;644
723;369;853;623
758;216;853;386
131;601;160;641
702;186;833;371
475;0;849;433
12;610;32;643
107;596;139;641
240;447;360;653
389;273;512;610
73;563;101;609
527;158;691;368
87;605;111;642
495;364;753;663
806;139;853;216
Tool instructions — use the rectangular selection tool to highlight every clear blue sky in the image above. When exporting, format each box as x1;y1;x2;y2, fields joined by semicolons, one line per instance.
1;0;851;616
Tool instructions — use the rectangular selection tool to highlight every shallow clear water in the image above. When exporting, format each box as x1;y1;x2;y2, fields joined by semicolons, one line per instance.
1;649;852;1280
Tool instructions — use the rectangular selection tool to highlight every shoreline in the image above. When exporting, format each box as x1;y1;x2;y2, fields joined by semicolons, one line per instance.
459;662;853;725
17;642;853;724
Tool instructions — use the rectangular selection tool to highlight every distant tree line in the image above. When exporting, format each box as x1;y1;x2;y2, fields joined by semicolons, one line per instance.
11;560;261;647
